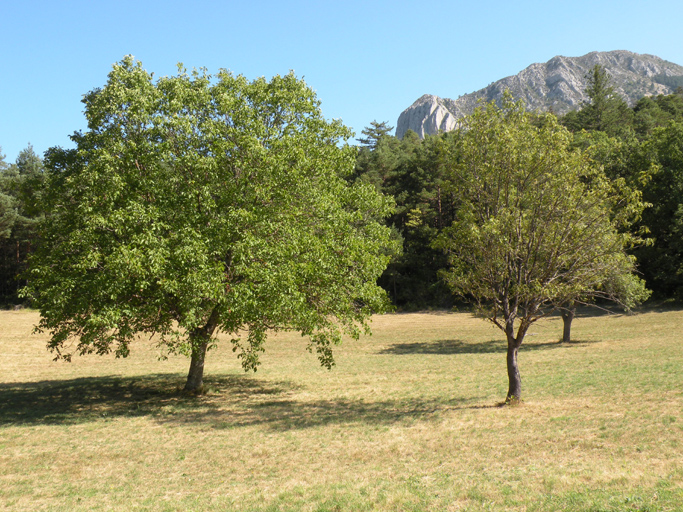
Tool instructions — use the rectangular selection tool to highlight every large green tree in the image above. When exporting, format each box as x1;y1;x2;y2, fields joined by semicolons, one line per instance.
435;97;649;403
24;57;395;391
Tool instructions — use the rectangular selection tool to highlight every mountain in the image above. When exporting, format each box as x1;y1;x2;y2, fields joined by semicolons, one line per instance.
396;50;683;139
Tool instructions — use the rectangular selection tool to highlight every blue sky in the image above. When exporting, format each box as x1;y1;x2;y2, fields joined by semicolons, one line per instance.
2;0;683;162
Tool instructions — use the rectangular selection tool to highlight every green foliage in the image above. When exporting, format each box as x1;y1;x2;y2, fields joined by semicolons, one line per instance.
13;144;47;220
23;56;396;380
562;65;633;138
633;92;683;138
558;70;683;302
435;96;649;343
570;116;683;300
352;128;456;308
0;148;17;240
0;191;16;240
0;145;46;305
653;73;683;90
632;121;683;299
355;120;393;149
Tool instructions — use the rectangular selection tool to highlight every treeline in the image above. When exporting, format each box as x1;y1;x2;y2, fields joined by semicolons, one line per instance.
352;66;683;308
2;65;683;309
0;145;45;306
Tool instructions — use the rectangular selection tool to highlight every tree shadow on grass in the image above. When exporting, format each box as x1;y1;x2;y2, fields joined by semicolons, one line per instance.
194;394;480;431
0;373;480;431
379;338;604;355
0;373;290;427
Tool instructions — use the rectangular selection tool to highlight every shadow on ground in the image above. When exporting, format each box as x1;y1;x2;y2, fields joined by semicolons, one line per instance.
0;373;479;430
0;374;286;426
379;338;602;355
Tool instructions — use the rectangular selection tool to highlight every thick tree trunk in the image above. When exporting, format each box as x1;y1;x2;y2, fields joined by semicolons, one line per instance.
561;308;575;343
506;342;522;403
184;308;220;392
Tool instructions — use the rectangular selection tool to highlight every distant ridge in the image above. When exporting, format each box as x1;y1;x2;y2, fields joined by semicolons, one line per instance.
396;50;683;138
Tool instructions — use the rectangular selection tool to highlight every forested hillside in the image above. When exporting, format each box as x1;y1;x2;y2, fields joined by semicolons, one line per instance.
396;50;683;138
354;66;683;308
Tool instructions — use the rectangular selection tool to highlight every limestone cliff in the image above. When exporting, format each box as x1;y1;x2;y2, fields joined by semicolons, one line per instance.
396;50;683;139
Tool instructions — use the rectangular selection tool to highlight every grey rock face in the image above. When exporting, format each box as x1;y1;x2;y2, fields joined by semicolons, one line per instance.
396;50;683;139
394;94;461;138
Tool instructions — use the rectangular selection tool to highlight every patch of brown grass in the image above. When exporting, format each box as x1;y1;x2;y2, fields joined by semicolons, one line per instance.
1;307;682;510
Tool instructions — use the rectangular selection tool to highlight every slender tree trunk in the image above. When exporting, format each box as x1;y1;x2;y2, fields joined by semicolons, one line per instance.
506;341;522;403
184;308;220;392
561;307;575;343
393;277;397;305
504;314;529;404
437;185;443;229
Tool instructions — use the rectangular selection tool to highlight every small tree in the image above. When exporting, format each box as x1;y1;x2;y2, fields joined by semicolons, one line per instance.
435;96;649;403
356;120;394;149
24;57;396;391
562;65;633;138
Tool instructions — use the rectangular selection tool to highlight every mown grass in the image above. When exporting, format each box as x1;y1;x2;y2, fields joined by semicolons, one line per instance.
1;307;682;511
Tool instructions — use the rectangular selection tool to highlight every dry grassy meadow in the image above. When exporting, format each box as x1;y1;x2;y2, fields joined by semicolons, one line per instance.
1;307;682;511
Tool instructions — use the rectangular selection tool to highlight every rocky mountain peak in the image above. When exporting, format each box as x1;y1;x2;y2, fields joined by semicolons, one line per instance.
396;50;683;139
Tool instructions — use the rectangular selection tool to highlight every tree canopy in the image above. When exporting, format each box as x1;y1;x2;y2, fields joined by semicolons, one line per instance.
356;120;394;149
0;145;46;304
633;121;683;299
559;67;683;300
0;148;16;240
434;97;649;402
24;57;396;391
561;65;633;138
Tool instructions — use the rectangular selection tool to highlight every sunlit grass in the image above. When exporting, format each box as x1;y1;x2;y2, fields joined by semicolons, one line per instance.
1;307;682;511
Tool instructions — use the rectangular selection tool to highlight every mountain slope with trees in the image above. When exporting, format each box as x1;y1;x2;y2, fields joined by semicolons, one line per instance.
397;50;683;138
357;64;683;310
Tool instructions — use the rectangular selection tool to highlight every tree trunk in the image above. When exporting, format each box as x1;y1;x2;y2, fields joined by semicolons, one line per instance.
561;307;575;343
184;308;220;392
185;339;209;392
506;342;522;403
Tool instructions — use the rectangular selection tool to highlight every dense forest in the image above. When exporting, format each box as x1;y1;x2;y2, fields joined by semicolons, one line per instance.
352;66;683;309
2;65;683;309
0;144;44;305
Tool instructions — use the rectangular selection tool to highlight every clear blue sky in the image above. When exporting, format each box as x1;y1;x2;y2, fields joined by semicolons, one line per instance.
2;0;682;162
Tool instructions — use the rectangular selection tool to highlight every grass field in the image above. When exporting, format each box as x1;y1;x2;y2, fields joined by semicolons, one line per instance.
1;307;682;511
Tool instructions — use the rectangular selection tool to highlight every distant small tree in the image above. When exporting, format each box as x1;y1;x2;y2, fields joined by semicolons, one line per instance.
584;65;633;134
13;144;46;220
562;65;633;138
435;96;649;403
352;121;399;190
356;120;394;149
24;57;396;392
